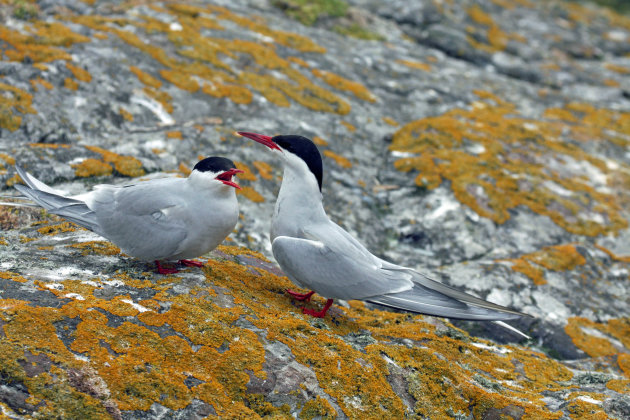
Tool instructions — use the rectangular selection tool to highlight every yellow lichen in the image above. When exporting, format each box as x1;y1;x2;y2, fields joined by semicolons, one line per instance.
340;120;356;132
504;244;586;285
0;82;36;131
0;153;16;166
313;136;328;146
396;59;431;71
382;116;399;126
594;244;630;262
236;186;265;203
119;107;133;122
312;68;376;102
323;150;352;168
29;77;54;91
252;161;273;180
65;62;92;83
390;91;629;236
68;241;121;256
234;162;257;182
565;317;630;357
0;244;623;417
37;222;78;236
72;158;113;178
604;63;630;74
129;66;162;88
63;77;79;90
0;271;28;283
166;131;182;140
84;146;145;177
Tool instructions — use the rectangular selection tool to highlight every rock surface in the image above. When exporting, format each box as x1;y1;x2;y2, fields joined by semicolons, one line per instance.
0;0;629;418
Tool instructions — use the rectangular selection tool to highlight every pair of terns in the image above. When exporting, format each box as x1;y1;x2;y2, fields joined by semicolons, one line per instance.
11;132;531;333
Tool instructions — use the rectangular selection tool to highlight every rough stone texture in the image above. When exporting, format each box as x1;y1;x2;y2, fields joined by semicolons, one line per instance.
0;0;629;418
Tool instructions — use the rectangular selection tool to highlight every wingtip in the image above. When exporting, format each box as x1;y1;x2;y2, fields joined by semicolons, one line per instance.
492;320;531;340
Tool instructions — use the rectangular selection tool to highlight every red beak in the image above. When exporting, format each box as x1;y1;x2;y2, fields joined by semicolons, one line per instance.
237;131;281;150
216;168;244;189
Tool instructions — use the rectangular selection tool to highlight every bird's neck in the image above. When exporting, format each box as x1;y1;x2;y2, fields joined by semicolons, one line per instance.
271;166;326;240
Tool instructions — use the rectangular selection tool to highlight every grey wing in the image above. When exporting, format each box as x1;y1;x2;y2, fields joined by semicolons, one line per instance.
89;181;188;260
272;235;413;300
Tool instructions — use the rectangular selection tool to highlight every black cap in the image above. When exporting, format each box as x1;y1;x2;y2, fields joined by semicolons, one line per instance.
193;157;236;173
272;135;323;191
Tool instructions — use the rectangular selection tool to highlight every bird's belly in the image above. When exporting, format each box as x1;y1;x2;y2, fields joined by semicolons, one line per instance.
171;210;237;260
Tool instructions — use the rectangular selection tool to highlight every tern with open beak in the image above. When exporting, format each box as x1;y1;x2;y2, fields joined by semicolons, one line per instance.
12;157;243;274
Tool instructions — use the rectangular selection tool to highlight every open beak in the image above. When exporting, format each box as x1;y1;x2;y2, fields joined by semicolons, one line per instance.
216;168;245;189
237;132;281;151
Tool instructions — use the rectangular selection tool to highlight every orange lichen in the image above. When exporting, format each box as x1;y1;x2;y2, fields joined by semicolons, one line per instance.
178;162;191;176
0;153;16;166
313;136;328;146
0;22;88;65
340;120;356;132
567;399;608;420
236;186;265;203
63;77;79;90
312;68;376;102
29;77;54;91
72;158;113;178
507;258;546;285
396;59;431;71
594;244;630;262
70;7;355;114
28;143;71;148
129;66;162;88
166;130;182;140
252;161;273;180
0;243;625;417
323;150;352;168
391;91;629;236
119;107;133;122
469;5;494;26
604;63;630;74
37;222;78;235
142;87;173;113
382;116;399;126
619;353;630;377
0;271;28;283
565;317;630;357
65;62;92;83
0;82;36;131
288;56;309;67
68;241;121;256
234;162;257;182
84;146;145;177
504;244;586;285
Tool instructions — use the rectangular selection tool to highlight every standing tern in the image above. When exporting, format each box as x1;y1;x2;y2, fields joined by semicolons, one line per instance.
12;157;243;274
238;132;532;336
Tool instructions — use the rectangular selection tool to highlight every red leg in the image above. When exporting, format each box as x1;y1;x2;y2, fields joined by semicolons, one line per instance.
302;299;334;318
179;259;204;267
287;289;315;302
155;260;179;274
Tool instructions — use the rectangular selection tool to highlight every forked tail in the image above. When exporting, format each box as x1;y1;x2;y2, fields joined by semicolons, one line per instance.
13;165;101;233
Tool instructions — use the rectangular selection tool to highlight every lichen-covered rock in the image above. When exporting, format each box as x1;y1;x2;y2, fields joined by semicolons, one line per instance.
0;0;629;418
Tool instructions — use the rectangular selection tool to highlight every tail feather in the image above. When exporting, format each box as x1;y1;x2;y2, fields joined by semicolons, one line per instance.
408;270;531;317
15;164;65;195
367;284;522;321
13;172;100;234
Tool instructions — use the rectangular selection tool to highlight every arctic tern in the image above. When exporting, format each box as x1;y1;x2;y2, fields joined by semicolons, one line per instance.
238;132;532;336
12;157;243;274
